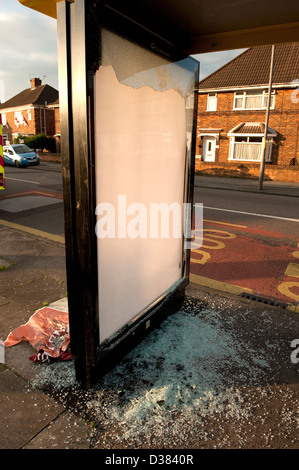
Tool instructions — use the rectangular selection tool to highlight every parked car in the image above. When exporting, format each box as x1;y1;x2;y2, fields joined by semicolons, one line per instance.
3;144;40;168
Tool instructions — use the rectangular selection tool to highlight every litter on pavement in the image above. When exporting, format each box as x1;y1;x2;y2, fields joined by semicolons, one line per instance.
3;307;72;363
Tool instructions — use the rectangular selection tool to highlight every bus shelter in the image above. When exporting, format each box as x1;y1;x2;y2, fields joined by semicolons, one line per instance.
19;0;299;388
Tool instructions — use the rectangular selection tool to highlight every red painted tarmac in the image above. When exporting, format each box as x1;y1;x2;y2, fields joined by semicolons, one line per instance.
191;219;299;306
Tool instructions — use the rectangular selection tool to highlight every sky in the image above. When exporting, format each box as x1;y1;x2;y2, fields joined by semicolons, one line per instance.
0;0;246;103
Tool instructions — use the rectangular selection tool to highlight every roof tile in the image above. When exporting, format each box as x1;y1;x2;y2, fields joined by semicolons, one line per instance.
198;42;299;89
0;84;58;110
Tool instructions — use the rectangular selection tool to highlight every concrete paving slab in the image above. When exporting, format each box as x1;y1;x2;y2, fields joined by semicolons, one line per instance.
49;297;68;312
3;342;43;383
0;298;33;339
1;276;67;313
24;410;92;449
0;367;65;449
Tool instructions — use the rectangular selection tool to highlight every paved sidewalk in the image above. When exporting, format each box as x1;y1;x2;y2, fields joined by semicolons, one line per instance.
0;226;92;449
0;177;298;450
194;174;299;198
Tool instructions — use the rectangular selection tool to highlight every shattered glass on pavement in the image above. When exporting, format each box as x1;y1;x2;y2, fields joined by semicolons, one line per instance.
30;288;299;449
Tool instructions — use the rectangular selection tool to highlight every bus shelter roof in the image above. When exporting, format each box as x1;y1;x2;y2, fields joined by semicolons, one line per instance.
19;0;299;54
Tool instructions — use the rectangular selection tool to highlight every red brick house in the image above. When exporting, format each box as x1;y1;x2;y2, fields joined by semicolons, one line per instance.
47;97;61;152
196;43;299;181
0;77;59;146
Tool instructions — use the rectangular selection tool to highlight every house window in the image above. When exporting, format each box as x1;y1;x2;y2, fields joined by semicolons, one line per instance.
233;90;275;110
207;93;217;111
1;113;6;126
186;92;194;110
229;136;273;162
14;111;27;127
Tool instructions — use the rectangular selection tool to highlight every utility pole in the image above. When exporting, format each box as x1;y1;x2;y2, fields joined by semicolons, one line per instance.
44;101;47;135
258;44;276;191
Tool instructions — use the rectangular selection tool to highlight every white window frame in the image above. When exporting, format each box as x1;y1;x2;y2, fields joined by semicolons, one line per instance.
207;93;217;111
233;90;275;110
1;113;7;126
2;133;9;145
229;135;273;162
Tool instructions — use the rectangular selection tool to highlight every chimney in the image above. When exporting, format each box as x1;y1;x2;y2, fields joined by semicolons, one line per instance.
31;77;42;90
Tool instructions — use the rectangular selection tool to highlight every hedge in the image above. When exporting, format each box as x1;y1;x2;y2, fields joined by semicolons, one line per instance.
15;134;56;153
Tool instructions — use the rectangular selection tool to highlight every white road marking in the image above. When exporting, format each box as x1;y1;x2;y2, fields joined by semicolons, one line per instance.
6;177;40;185
203;206;299;223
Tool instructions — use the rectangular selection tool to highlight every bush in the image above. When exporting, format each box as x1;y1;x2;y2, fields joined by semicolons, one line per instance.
26;134;48;151
15;134;56;153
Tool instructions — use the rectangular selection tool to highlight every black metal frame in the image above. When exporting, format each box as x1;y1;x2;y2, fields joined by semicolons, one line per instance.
57;0;199;388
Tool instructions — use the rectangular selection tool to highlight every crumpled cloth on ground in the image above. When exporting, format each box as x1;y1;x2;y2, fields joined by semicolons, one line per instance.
3;307;73;363
30;348;73;363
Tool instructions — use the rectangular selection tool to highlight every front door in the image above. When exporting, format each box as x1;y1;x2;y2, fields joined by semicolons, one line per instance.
203;136;216;162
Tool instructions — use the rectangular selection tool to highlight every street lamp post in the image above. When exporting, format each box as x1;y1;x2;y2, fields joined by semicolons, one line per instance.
258;44;276;191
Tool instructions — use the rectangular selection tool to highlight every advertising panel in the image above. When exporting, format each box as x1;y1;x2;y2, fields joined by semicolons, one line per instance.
94;27;199;345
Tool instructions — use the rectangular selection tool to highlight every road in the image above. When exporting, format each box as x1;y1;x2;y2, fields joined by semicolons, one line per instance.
1;164;298;309
192;185;299;310
0;162;65;242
